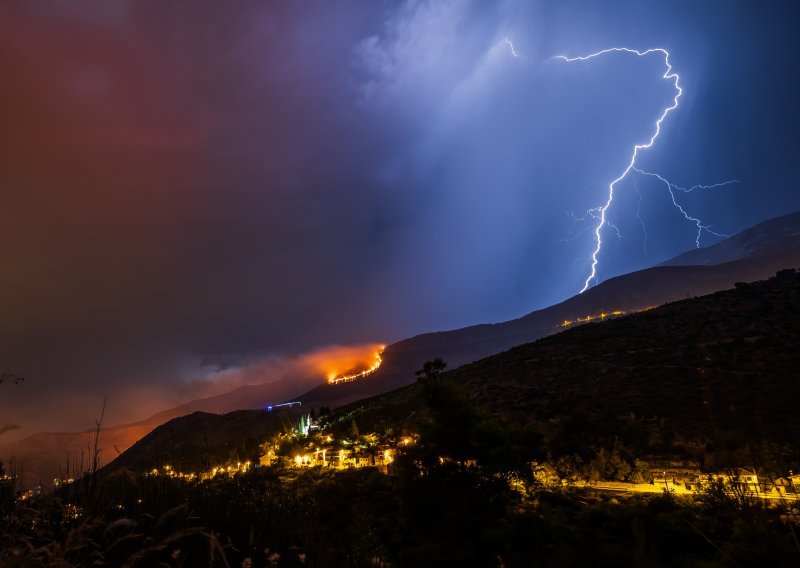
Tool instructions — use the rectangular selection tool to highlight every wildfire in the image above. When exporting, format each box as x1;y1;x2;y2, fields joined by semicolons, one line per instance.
327;346;386;385
560;307;655;328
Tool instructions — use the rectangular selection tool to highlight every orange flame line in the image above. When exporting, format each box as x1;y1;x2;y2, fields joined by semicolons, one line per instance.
327;346;386;385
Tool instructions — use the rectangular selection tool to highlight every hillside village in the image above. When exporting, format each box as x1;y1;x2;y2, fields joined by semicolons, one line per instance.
142;412;800;503
143;413;410;481
256;413;409;472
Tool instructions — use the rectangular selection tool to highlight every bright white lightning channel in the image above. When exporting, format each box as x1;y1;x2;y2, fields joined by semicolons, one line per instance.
632;168;738;247
555;48;735;293
505;38;519;57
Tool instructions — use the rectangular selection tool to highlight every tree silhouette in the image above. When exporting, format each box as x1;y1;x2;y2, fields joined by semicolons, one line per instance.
0;372;23;385
415;358;447;382
0;372;24;437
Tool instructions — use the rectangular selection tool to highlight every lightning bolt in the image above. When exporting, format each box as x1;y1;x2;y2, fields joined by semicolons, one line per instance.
632;176;648;257
555;48;738;292
643;173;740;194
607;220;623;242
560;209;603;244
555;48;683;292
632;168;737;247
505;38;519;57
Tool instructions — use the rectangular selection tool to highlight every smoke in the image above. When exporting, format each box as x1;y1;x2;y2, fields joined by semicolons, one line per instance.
169;342;387;402
0;342;384;443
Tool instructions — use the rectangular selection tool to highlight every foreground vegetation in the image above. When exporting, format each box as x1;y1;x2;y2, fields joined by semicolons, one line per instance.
4;368;800;567
3;454;800;567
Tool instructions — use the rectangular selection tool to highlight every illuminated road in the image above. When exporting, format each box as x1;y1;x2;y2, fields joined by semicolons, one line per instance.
569;480;798;502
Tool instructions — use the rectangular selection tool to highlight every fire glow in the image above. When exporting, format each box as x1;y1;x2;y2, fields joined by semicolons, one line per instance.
327;346;386;385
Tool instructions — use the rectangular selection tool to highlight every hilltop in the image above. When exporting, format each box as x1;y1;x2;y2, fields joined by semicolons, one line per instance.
662;210;800;266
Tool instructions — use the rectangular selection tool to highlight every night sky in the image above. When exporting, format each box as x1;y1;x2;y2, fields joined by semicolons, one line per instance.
2;0;799;437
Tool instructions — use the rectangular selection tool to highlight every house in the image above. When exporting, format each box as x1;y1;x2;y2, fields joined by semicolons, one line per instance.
734;468;760;493
645;460;701;477
331;448;351;468
709;468;761;494
311;447;334;467
652;471;680;491
373;449;395;467
766;477;797;498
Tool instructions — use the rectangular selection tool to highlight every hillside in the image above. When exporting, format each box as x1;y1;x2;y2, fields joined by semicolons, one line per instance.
296;220;800;411
339;269;800;470
107;269;800;477
0;374;320;486
107;410;288;475
6;211;800;485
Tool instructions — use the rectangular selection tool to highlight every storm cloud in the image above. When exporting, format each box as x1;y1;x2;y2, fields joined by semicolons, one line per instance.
1;0;798;438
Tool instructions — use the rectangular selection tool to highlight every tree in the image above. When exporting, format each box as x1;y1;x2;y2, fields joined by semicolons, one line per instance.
0;371;23;385
0;372;24;436
0;373;23;515
415;358;447;382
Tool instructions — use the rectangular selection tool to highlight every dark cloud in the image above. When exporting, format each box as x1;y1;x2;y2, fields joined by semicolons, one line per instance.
1;0;798;438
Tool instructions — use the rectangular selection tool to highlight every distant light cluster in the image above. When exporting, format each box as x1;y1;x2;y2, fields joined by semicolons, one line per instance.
559;306;655;329
266;401;302;412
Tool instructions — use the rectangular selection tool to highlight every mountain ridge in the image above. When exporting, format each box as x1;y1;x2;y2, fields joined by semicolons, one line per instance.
661;210;800;267
294;239;800;411
4;210;800;485
107;267;800;476
332;268;800;472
